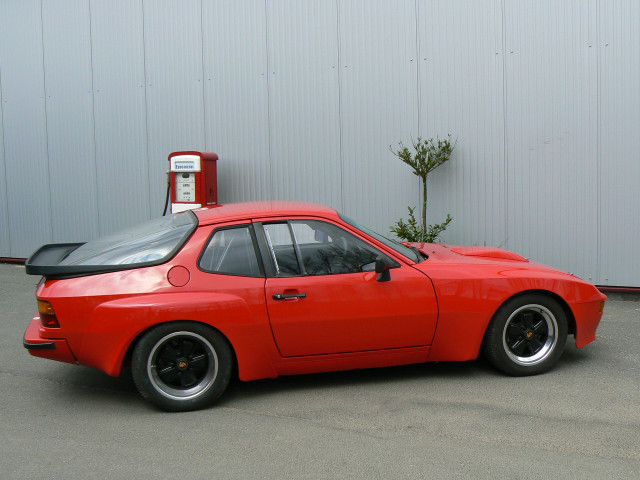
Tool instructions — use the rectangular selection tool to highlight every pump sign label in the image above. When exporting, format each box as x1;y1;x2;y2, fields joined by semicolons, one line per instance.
174;161;196;171
170;155;201;173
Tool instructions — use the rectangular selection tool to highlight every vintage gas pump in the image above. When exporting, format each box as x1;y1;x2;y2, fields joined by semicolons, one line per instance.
168;151;218;213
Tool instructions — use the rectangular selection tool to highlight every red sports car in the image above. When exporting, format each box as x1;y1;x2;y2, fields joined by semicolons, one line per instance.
24;202;606;411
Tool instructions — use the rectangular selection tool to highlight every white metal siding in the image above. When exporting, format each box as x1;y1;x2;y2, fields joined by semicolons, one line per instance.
41;0;99;243
503;0;600;280
0;1;52;255
0;0;638;287
202;0;271;203
267;0;342;208
418;0;507;249
338;0;420;229
142;0;207;215
0;67;8;256
598;0;640;286
90;0;150;235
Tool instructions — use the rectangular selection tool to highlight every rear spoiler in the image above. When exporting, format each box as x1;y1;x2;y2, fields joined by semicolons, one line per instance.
25;243;124;278
25;243;84;276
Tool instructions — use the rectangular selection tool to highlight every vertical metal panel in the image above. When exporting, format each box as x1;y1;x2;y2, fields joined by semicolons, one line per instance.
143;0;206;214
202;0;271;203
338;0;420;232
1;1;639;286
0;0;52;257
41;0;99;242
0;70;9;256
418;0;506;247
598;0;640;286
266;0;342;208
503;0;599;281
90;0;150;234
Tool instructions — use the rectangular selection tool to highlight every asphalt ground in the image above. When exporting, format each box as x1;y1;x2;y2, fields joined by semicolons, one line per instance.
1;263;638;480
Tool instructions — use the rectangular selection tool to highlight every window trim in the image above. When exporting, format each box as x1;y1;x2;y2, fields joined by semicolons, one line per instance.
197;223;265;278
287;221;307;275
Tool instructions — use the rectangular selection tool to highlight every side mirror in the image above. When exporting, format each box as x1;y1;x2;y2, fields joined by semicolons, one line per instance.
375;256;391;282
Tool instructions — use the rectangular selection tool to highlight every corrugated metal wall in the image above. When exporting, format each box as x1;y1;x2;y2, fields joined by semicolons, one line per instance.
0;0;638;287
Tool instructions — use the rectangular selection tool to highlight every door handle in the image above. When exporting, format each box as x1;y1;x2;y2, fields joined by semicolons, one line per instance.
272;293;307;300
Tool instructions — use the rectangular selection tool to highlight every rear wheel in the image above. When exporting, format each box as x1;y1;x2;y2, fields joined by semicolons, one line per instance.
132;322;232;411
482;294;568;376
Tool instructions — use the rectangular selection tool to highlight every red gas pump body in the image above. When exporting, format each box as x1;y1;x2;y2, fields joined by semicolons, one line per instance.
168;151;218;213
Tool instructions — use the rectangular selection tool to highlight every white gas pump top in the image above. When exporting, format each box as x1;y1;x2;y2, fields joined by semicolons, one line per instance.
170;155;201;172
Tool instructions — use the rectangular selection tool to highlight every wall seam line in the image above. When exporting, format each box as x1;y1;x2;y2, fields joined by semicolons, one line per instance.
595;0;602;283
0;64;12;255
199;0;207;151
264;0;273;199
88;0;101;236
414;0;421;135
39;0;54;241
500;0;509;250
141;0;152;218
336;0;344;212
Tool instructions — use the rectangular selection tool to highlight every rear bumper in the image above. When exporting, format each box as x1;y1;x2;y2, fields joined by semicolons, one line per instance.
23;317;78;364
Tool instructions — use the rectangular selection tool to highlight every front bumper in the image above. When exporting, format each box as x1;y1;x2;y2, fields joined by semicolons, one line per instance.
23;317;78;364
573;297;606;348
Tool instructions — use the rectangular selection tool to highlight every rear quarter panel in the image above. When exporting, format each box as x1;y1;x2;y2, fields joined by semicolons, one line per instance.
81;290;276;379
36;224;279;380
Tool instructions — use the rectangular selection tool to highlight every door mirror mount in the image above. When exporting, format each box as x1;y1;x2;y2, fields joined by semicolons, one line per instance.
375;256;391;282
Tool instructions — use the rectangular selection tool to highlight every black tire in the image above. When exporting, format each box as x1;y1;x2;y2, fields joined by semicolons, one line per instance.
482;293;568;376
131;322;232;411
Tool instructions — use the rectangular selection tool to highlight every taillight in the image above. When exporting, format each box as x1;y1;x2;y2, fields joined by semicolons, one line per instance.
38;299;60;328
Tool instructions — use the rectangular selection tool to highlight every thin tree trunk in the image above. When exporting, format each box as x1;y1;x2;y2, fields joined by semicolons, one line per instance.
422;178;427;242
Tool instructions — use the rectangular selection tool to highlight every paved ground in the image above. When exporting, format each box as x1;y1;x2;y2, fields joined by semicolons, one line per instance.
1;263;638;480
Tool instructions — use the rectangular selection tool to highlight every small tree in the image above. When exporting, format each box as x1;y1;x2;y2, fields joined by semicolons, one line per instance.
390;135;456;243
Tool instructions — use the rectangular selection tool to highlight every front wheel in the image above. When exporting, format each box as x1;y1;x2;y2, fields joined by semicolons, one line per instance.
131;322;232;411
482;294;568;376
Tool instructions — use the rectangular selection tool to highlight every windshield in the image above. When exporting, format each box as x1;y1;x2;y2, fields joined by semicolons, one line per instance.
339;214;423;263
60;212;196;266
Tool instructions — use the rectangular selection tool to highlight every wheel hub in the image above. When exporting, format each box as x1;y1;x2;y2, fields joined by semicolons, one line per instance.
147;331;219;400
502;304;559;366
177;359;189;371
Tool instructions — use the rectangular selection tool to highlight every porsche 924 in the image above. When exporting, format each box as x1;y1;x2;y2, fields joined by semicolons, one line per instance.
23;202;606;411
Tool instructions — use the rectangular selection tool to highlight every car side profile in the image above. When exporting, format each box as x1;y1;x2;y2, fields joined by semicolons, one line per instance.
24;202;606;411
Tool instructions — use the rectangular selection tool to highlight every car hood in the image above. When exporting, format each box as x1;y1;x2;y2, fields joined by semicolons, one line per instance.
409;243;531;265
408;243;586;280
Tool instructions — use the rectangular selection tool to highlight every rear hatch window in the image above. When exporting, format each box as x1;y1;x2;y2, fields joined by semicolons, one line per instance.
61;212;196;266
25;212;197;278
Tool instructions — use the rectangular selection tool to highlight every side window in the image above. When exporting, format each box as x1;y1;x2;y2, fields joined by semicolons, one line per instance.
199;226;262;276
292;220;386;275
261;220;397;277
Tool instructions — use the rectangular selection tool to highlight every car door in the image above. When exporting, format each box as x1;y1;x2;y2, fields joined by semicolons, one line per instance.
257;218;438;357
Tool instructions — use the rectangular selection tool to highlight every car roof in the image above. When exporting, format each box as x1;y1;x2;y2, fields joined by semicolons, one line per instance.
192;201;339;225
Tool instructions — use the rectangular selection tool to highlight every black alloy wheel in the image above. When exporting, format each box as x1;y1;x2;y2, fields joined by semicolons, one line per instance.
503;304;557;365
482;293;568;376
132;322;232;411
149;331;218;398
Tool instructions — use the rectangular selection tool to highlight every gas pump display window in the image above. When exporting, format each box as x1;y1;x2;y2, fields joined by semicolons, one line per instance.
60;212;196;267
175;172;196;202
